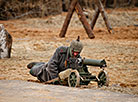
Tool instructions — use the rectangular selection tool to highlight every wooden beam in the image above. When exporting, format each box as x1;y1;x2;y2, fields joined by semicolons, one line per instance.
90;0;105;30
96;0;113;33
75;3;95;39
59;0;78;37
90;6;100;30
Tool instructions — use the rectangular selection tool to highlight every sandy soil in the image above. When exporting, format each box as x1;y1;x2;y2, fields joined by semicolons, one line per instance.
0;8;138;95
0;80;138;102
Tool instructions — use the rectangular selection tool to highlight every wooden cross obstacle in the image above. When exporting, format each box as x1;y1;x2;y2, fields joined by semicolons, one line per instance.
91;0;112;33
59;0;113;39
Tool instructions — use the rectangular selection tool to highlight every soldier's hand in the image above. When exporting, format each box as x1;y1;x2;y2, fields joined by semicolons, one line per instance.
58;69;72;80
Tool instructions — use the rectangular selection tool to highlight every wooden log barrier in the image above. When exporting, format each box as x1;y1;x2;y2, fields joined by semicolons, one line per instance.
90;6;100;30
90;0;105;30
59;0;78;37
96;0;113;33
75;3;95;39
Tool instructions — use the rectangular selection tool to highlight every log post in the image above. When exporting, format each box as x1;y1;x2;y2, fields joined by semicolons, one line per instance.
90;0;105;30
75;3;95;39
96;0;112;33
90;6;100;30
59;0;78;37
113;0;117;8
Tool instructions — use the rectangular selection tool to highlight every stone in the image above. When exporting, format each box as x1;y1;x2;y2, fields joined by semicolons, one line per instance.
0;24;12;58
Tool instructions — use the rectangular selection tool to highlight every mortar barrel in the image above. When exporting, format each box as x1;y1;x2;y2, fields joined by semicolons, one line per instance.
83;59;106;67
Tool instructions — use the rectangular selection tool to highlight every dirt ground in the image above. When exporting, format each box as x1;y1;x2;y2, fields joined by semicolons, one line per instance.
0;80;138;102
0;8;138;95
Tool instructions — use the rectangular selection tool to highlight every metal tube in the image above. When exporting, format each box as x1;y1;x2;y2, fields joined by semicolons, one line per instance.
83;58;106;67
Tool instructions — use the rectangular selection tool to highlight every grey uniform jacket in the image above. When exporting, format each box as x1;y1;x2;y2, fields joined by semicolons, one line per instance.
31;46;72;82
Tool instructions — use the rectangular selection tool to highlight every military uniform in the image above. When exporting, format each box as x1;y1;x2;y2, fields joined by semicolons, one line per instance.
30;46;74;82
28;37;83;82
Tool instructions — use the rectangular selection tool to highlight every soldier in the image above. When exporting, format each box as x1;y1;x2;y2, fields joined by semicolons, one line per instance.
27;37;83;82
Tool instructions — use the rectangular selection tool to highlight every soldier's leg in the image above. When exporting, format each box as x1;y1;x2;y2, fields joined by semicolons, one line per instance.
27;62;45;69
27;62;45;77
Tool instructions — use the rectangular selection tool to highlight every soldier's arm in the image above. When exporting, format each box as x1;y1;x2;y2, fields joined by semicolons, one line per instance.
46;47;62;79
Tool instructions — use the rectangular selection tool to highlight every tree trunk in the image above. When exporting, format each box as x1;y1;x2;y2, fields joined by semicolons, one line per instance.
0;24;12;59
130;0;137;6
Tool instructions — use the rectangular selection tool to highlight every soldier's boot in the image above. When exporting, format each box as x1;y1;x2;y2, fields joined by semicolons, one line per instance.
27;62;45;69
